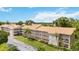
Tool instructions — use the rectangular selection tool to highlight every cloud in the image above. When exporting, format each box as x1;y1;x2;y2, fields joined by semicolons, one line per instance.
0;7;12;12
28;7;33;8
54;7;68;13
32;8;79;22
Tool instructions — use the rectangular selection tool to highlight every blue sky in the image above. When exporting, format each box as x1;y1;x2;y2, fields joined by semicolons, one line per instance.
0;7;79;22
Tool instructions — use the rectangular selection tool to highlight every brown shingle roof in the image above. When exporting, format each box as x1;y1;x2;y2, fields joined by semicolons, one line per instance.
22;24;41;30
36;26;76;35
22;24;76;35
1;24;76;35
1;24;21;29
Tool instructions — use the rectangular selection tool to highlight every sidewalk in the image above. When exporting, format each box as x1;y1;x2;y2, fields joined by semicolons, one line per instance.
7;36;37;51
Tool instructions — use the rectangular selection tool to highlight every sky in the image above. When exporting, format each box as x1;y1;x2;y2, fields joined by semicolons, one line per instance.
0;7;79;22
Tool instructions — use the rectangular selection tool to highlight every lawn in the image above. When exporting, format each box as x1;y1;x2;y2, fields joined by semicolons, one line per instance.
15;36;60;51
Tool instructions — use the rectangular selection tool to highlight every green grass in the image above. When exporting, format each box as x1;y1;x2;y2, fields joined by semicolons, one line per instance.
15;36;60;51
0;43;18;51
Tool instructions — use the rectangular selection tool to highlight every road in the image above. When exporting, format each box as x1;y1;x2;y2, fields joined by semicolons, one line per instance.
7;36;37;51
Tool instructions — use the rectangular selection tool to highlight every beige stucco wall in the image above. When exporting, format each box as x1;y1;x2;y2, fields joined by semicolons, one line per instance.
22;29;73;49
30;30;49;42
48;34;59;46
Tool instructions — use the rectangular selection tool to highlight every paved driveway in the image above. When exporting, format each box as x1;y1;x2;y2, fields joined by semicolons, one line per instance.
7;36;37;51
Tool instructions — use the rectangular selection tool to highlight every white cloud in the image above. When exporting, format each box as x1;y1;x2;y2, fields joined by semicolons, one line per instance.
28;7;33;8
0;7;12;12
54;7;68;13
32;8;79;22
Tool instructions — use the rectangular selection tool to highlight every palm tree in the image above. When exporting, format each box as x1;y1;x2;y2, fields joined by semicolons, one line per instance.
24;28;31;38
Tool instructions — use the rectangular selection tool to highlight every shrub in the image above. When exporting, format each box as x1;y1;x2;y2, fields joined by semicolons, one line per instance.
0;30;8;44
0;43;9;51
39;40;48;44
0;43;19;51
28;38;35;41
9;46;18;51
72;40;79;51
38;47;45;51
8;44;19;51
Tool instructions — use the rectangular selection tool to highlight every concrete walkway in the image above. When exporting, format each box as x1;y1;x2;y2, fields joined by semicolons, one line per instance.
7;36;37;51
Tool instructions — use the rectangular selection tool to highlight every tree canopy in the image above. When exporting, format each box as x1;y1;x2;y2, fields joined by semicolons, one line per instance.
25;20;35;25
6;21;10;24
53;17;72;27
0;21;5;25
25;28;31;34
0;30;8;44
17;21;24;25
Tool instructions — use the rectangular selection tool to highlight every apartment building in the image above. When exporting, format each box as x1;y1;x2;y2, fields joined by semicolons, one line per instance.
23;25;76;49
38;26;76;49
1;24;22;36
0;24;76;49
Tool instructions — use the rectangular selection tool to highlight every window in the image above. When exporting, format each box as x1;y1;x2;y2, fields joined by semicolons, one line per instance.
64;39;69;43
64;44;68;48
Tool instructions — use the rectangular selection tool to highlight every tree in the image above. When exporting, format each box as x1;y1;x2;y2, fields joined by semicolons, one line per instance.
25;28;31;34
25;20;34;25
72;40;79;51
53;17;72;27
24;28;31;38
6;21;10;24
0;30;8;44
0;21;5;25
17;21;23;25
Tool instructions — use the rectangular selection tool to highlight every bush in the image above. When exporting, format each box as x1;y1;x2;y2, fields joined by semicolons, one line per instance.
38;47;45;51
0;30;8;44
0;43;19;51
0;43;9;51
28;38;35;41
72;40;79;51
8;44;19;51
39;40;48;44
62;48;71;51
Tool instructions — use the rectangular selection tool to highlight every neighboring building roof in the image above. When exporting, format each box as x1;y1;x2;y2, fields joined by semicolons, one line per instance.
10;24;21;29
1;24;21;29
1;24;11;28
22;24;41;30
36;26;76;35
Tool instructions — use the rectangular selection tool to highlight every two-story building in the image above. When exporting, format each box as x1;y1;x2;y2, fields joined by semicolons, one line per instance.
0;24;76;49
23;25;76;49
1;24;22;36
